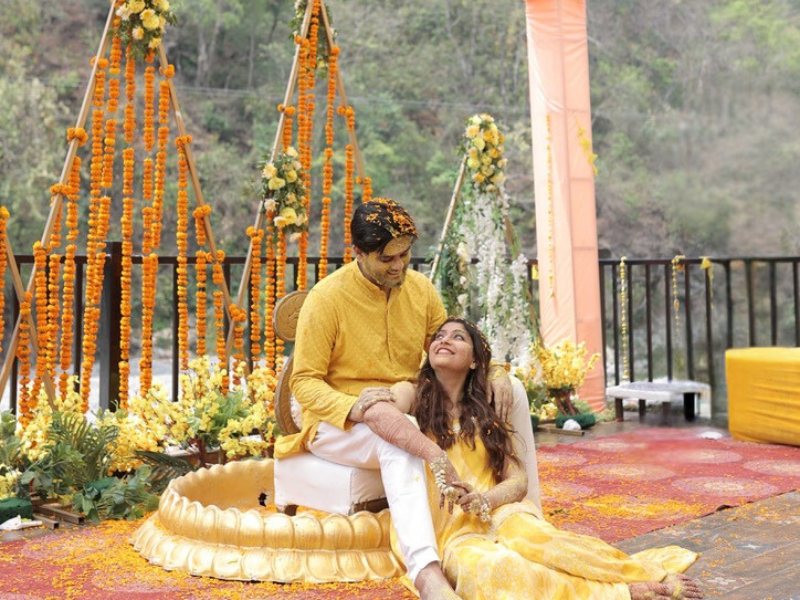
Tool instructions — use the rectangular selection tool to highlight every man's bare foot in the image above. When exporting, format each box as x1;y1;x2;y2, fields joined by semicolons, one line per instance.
629;574;703;600
415;562;464;600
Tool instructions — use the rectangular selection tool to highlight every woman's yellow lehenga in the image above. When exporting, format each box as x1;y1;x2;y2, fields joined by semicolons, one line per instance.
409;435;698;600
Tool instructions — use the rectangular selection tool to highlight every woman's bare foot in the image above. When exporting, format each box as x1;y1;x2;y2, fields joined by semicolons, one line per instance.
415;562;464;600
629;574;703;600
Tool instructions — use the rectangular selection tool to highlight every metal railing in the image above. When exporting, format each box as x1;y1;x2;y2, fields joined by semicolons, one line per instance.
2;246;798;418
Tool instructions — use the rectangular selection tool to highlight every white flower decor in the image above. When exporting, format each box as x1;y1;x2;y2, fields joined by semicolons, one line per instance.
259;146;308;238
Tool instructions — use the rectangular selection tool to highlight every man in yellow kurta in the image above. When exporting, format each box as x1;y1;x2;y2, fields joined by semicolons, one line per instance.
274;199;533;600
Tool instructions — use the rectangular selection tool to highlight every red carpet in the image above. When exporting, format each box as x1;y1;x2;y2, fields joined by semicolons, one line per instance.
0;428;797;598
538;427;800;542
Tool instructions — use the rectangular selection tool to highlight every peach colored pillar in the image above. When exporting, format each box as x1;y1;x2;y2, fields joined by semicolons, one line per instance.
525;0;604;410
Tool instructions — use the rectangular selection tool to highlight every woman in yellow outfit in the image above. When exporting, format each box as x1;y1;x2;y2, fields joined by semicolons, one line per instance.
360;317;703;600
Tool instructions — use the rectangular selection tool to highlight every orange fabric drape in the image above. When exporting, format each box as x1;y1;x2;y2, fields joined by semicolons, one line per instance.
525;0;604;410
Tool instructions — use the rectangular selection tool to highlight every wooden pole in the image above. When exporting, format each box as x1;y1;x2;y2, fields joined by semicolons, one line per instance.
429;158;467;281
0;3;115;404
224;0;314;358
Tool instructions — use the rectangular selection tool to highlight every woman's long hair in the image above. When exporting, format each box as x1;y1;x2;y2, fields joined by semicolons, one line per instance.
413;317;519;483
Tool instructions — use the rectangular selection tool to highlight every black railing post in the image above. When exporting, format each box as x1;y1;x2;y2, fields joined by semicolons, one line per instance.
704;263;715;398
794;261;799;346
685;262;694;380
99;241;122;411
665;263;673;379
724;261;733;350
746;260;756;346
769;261;778;345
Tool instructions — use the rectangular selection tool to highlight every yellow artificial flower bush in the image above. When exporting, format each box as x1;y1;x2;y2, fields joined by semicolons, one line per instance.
532;338;600;416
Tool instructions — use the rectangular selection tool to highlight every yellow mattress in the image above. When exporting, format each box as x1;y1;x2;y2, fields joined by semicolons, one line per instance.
726;347;800;446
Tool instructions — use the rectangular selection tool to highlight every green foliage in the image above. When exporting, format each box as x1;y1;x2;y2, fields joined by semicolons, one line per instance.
18;412;118;500
72;466;160;524
134;450;198;495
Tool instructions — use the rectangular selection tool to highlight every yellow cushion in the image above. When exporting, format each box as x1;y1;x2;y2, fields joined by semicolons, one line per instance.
726;347;800;446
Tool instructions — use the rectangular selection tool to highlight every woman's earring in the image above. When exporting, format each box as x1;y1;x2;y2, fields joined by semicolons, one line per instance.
470;362;476;370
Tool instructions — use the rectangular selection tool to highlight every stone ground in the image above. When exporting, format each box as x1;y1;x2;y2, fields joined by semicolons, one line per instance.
3;410;798;600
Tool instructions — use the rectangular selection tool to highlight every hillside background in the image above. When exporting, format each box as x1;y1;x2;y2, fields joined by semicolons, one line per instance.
1;0;799;261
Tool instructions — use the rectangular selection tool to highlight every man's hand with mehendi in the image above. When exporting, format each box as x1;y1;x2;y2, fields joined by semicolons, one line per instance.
348;387;395;423
488;366;513;422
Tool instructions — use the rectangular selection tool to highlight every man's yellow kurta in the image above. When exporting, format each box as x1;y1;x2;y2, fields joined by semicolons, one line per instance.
274;261;446;458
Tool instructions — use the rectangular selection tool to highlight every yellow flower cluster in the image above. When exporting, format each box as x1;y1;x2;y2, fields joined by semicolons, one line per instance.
260;146;308;237
114;0;176;59
533;338;601;394
18;380;84;462
0;469;20;501
462;113;508;194
128;356;280;460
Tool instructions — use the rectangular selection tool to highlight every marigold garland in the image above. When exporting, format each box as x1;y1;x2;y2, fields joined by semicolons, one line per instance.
230;303;247;386
16;292;33;427
139;253;158;392
342;140;355;263
275;229;286;372
263;213;276;376
107;29;122;114
59;157;82;397
318;45;338;279
143;60;155;152
281;105;295;151
31;242;50;403
46;252;62;384
0;207;9;361
248;227;264;365
195;250;209;357
119;146;136;409
175;135;192;370
211;250;229;392
102;117;117;190
619;256;629;381
124;46;136;144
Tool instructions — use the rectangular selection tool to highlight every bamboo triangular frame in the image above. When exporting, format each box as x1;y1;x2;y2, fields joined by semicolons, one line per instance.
224;0;369;358
0;2;235;404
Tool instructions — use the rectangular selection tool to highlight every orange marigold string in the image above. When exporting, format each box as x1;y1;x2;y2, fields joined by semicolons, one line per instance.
152;74;171;251
119;146;135;409
31;242;49;403
175;135;191;370
107;27;122;114
46;252;62;384
318;45;339;279
143;58;155;152
263;213;276;376
139;253;158;392
59;156;81;397
282;105;295;151
0;207;9;361
17;292;33;427
342;138;355;263
248;227;263;365
193;206;211;357
102;117;116;190
275;229;287;373
195;250;209;357
230;303;247;387
124;45;136;144
212;250;228;392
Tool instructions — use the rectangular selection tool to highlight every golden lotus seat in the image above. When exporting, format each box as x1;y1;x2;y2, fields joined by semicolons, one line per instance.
131;460;403;582
726;347;800;446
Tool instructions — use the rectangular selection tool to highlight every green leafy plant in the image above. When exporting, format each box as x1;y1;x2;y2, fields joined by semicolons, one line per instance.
73;466;159;524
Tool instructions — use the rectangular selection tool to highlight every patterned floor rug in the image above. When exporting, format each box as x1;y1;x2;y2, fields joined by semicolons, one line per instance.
0;427;797;599
538;427;800;542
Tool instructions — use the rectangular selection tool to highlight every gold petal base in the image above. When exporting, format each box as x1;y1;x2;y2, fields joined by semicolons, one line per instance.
131;459;403;582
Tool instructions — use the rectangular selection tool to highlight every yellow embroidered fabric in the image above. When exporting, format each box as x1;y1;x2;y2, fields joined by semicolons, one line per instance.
406;436;698;600
274;262;446;457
